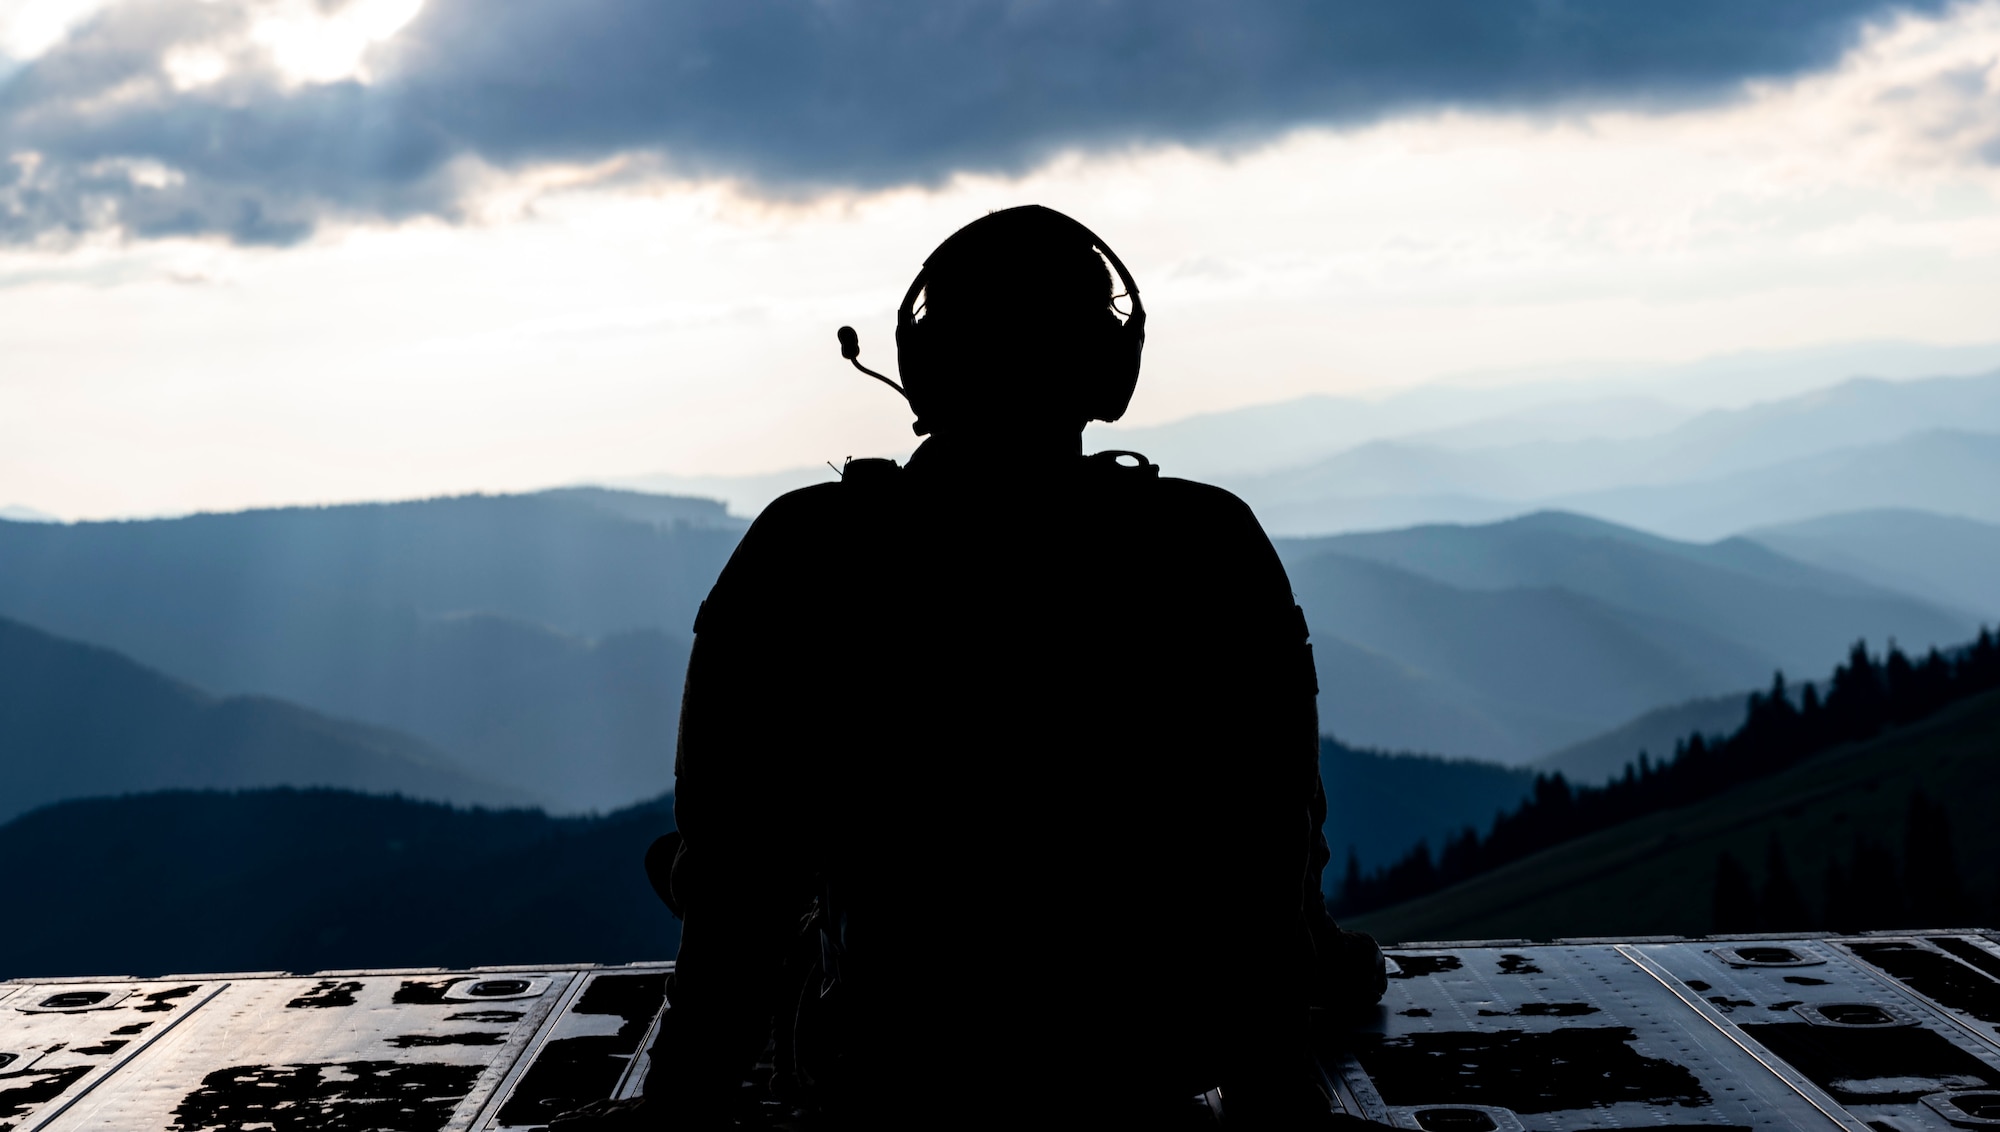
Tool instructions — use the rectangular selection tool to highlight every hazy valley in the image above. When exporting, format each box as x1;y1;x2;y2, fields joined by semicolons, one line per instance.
5;355;2000;974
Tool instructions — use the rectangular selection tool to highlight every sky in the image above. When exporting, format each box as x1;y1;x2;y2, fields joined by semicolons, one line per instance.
4;0;2000;520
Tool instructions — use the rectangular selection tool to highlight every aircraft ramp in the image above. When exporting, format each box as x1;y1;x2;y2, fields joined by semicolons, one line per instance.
7;933;2000;1129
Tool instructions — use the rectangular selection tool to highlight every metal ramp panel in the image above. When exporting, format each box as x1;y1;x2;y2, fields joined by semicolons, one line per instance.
0;966;665;1132
1332;932;2000;1132
8;933;2000;1129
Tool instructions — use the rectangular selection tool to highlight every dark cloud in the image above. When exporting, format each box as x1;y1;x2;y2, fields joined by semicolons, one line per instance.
0;0;1953;244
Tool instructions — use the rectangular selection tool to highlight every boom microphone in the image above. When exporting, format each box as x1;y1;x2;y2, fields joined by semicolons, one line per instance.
836;325;909;404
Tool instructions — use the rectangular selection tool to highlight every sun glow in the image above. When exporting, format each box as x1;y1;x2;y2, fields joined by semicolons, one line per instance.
3;0;426;82
251;0;424;85
0;0;110;60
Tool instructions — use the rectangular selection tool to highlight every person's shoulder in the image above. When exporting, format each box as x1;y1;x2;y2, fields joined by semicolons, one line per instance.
746;460;905;534
730;481;849;552
1154;475;1262;527
1154;474;1248;508
1084;452;1249;513
759;480;846;520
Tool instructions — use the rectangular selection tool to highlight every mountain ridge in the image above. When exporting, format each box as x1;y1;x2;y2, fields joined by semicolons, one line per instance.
0;615;532;823
0;489;736;810
1283;514;1972;760
1223;371;2000;537
1295;550;1781;759
1744;508;2000;620
1278;509;1971;680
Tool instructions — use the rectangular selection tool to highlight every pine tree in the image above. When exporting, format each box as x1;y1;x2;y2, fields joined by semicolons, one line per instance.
1966;627;1999;692
1439;826;1480;883
1886;644;1918;724
1799;682;1825;751
1827;641;1887;742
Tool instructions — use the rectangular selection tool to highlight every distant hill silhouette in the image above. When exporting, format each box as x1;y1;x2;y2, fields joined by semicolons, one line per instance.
0;616;529;824
1102;346;2000;481
1227;373;2000;537
0;488;739;811
1283;510;1966;675
1348;686;2000;943
1097;385;1671;481
1290;551;1774;759
1745;508;2000;620
1286;509;1889;597
1550;429;2000;540
1279;512;1972;760
615;358;2000;525
1530;692;1751;785
0;788;679;980
1614;370;2000;479
370;614;691;810
1308;634;1574;761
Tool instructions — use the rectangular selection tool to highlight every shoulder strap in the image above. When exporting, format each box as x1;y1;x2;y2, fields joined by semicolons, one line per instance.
838;456;902;486
1084;449;1160;480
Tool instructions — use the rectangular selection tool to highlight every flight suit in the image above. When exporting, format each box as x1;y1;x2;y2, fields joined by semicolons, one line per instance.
650;440;1339;1126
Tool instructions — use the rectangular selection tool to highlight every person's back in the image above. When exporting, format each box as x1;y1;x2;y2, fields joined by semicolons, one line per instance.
572;206;1361;1129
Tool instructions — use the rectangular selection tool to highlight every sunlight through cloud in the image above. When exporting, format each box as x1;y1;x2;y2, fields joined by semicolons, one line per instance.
251;0;423;84
0;0;110;60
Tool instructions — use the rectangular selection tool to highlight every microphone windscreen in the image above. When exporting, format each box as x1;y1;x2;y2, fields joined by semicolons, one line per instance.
837;326;860;360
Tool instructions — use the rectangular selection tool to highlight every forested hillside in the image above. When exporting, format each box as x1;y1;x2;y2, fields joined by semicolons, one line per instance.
0;790;678;979
1348;687;2000;944
1343;629;2000;938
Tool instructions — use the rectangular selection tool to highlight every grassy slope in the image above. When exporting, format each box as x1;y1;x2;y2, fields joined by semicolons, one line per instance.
1347;688;2000;944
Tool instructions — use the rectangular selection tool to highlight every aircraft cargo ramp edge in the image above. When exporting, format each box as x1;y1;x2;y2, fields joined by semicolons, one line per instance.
9;932;2000;1130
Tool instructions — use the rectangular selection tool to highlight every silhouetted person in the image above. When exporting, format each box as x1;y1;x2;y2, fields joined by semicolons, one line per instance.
561;206;1379;1130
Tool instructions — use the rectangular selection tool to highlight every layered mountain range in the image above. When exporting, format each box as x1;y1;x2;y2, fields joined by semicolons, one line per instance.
4;491;1982;820
1279;510;1975;759
3;364;1997;883
0;488;738;813
1221;373;2000;538
620;357;2000;539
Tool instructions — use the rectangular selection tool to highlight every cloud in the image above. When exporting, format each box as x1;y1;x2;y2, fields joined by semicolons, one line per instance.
0;0;1966;244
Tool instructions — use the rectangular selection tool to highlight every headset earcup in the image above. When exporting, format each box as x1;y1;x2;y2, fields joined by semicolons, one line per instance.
895;320;930;433
1089;314;1145;423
